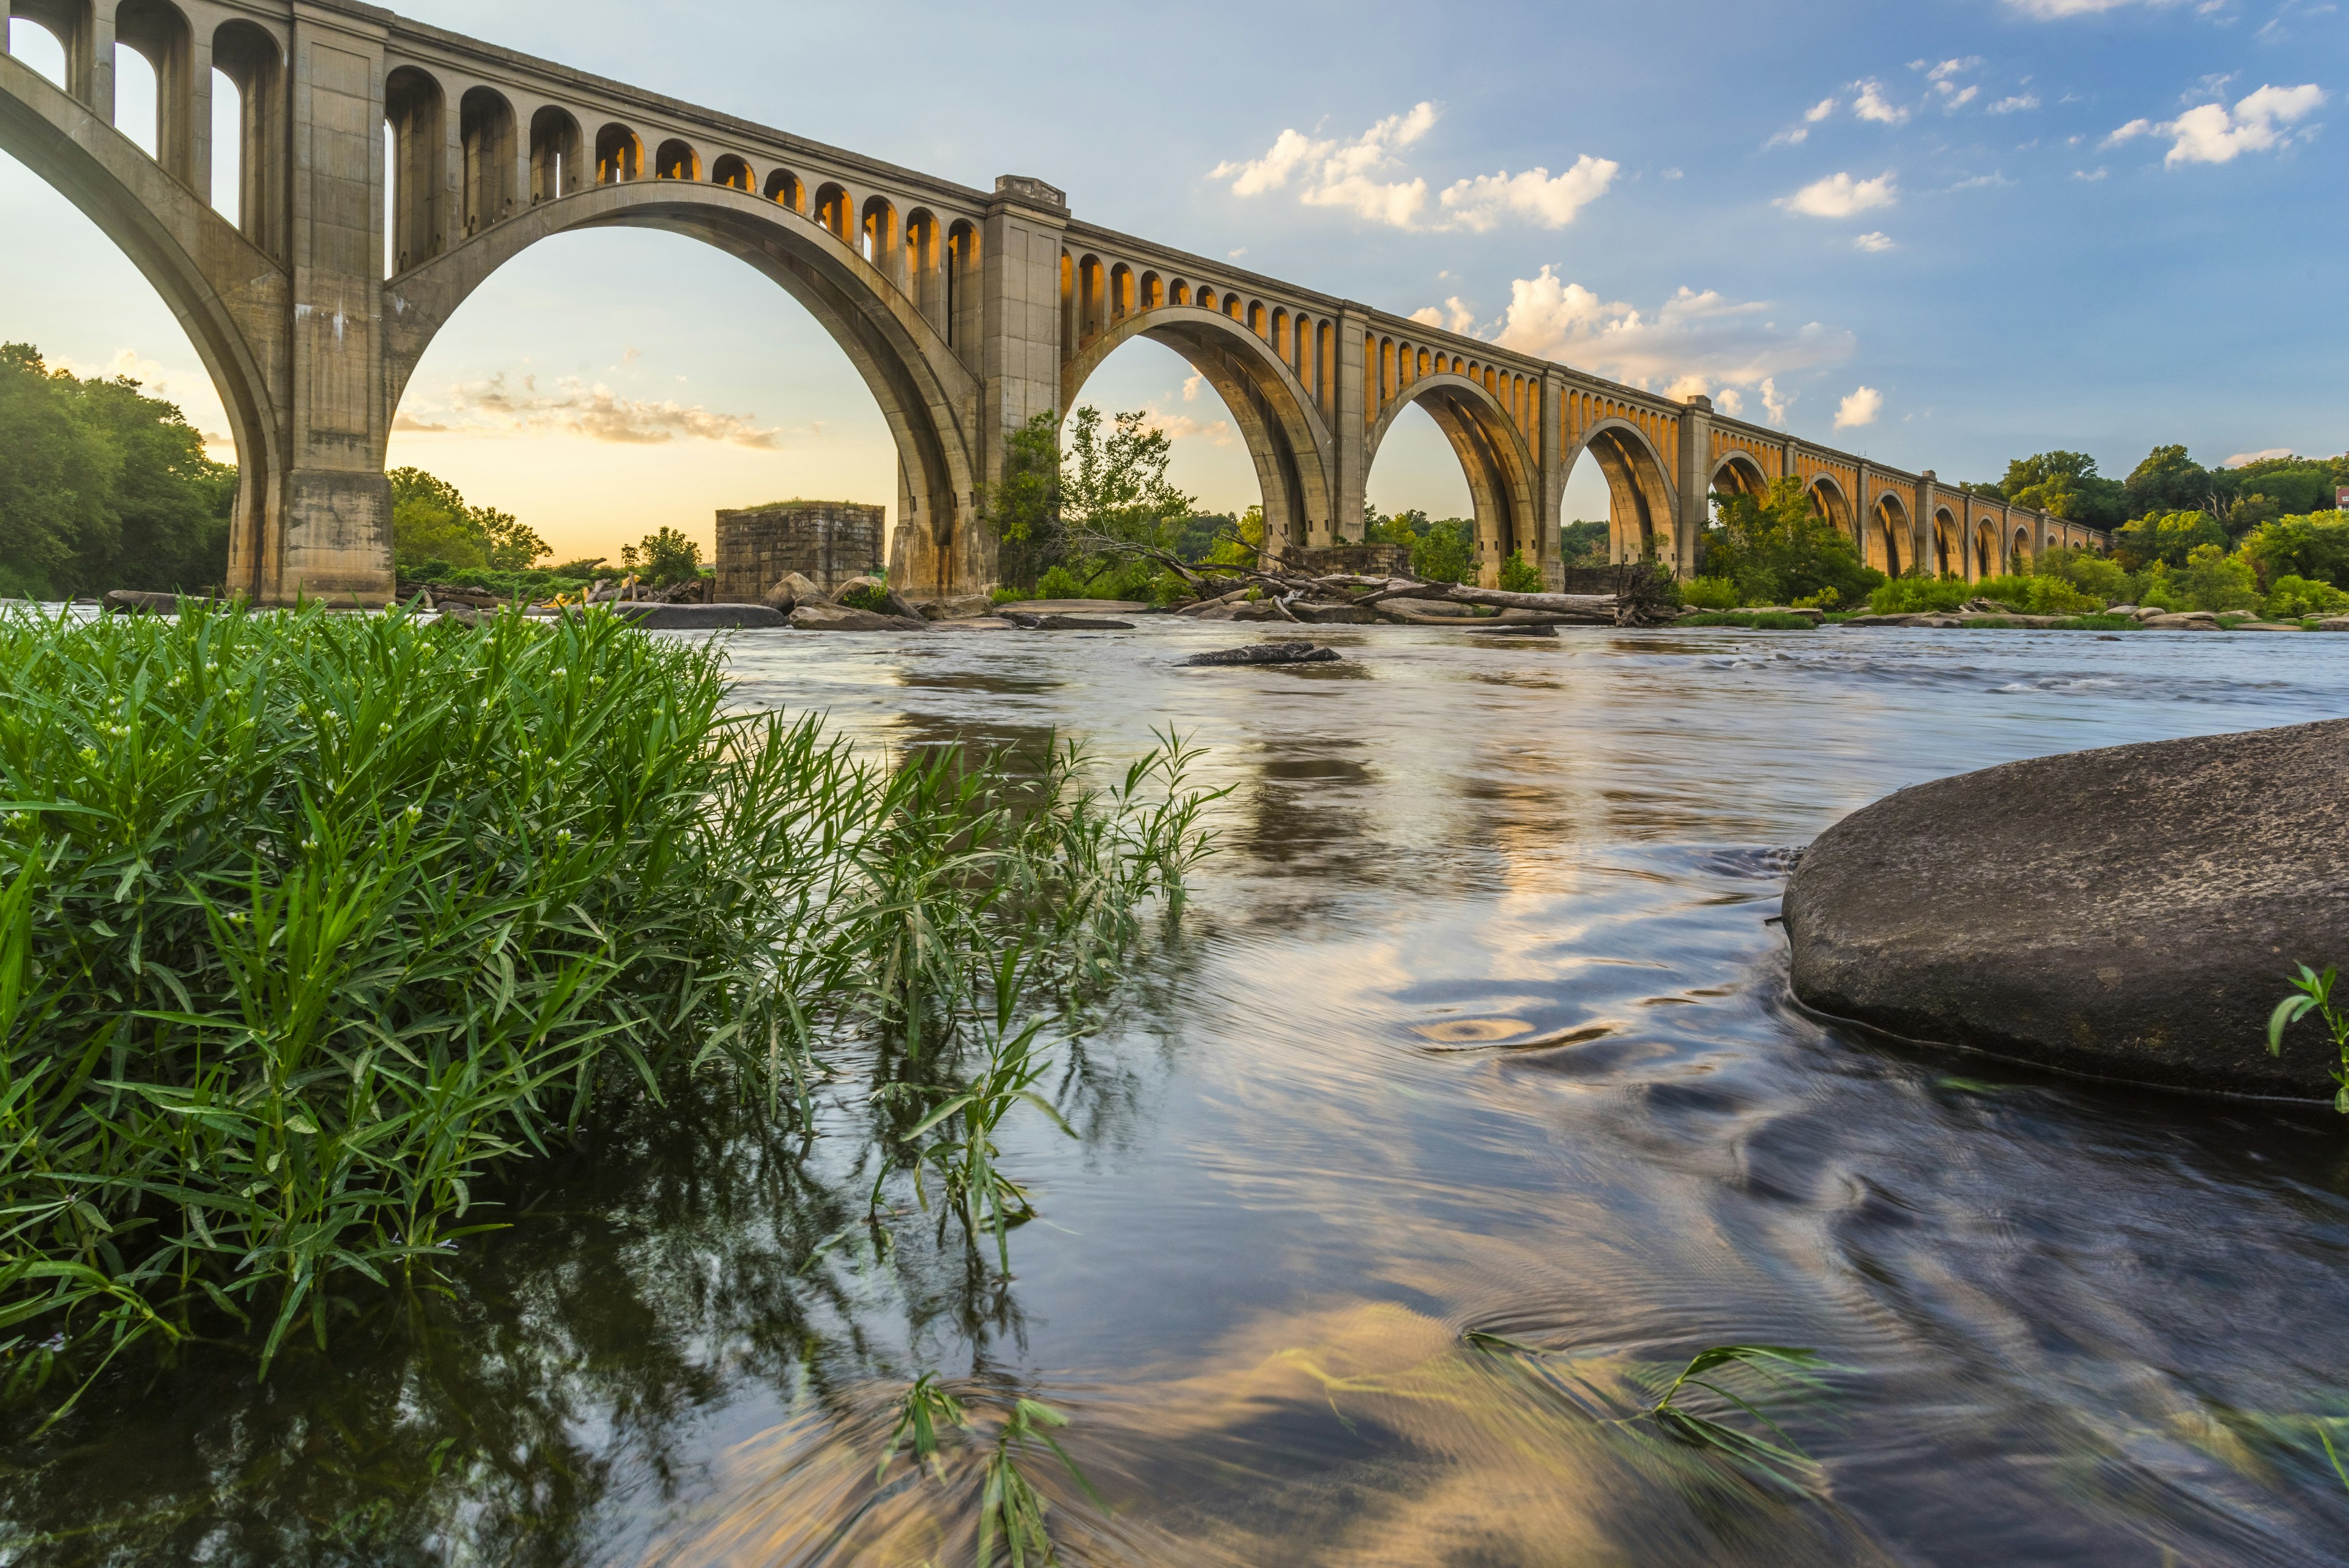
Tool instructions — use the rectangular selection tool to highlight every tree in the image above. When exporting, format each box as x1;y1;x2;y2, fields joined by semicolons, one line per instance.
1702;477;1881;606
2124;445;2222;523
2176;543;2261;612
388;467;547;576
2237;512;2349;589
1991;451;2129;531
1497;551;1544;593
2112;510;2227;571
1409;519;1474;584
0;343;233;598
620;525;702;584
982;411;1063;590
1061;406;1193;555
1559;519;1609;564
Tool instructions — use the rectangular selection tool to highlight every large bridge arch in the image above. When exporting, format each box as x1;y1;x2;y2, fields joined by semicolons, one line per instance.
1368;373;1542;579
1867;491;1911;578
382;179;983;594
1570;419;1679;568
1712;451;1770;499
1061;303;1335;560
0;48;291;596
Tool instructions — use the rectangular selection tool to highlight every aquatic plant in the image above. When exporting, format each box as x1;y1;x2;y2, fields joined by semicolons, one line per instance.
880;1372;971;1482
0;601;1220;1421
979;1397;1102;1568
2269;965;2349;1112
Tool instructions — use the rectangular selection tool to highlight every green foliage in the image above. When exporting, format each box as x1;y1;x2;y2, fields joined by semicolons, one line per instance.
618;525;702;585
2265;575;2348;620
979;1397;1103;1568
1033;566;1087;601
1989;451;2130;531
388;468;547;576
1869;576;1969;614
2238;513;2349;590
839;583;894;613
2038;545;2134;604
1496;551;1544;594
2270;965;2349;1113
1680;576;1741;611
1063;407;1193;553
878;1373;968;1483
985;412;1065;590
2113;510;2228;571
1973;573;2105;614
0;343;234;598
2177;543;2262;612
1559;519;1609;565
0;605;1221;1421
1643;1345;1830;1491
1409;519;1475;585
2126;445;2222;523
1703;478;1882;609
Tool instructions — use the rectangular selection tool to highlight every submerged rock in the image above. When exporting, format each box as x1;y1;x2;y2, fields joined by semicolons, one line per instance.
1000;612;1137;630
1784;719;2349;1099
1181;641;1342;667
617;603;789;631
789;603;925;631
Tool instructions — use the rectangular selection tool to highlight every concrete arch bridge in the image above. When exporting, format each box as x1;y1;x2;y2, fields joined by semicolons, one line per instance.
0;0;2110;600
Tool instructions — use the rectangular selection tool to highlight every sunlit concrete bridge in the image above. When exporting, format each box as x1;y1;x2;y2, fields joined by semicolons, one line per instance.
0;0;2112;601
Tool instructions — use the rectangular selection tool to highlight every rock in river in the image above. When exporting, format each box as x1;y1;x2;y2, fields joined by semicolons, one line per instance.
789;603;927;631
616;603;789;631
1181;641;1342;667
1783;719;2349;1098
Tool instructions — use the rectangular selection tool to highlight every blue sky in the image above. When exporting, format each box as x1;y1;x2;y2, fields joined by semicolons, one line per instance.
2;0;2340;563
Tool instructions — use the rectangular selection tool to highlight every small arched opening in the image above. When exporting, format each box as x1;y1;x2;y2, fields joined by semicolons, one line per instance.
595;123;642;185
113;0;194;181
385;65;447;275
763;168;804;212
710;154;753;192
459;87;518;238
945;220;979;349
528;105;581;206
858;193;899;278
210;19;283;253
814;182;851;242
654;138;699;182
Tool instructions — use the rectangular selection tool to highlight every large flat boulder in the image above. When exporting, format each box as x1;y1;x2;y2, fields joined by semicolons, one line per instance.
1784;720;2349;1098
615;603;787;630
790;603;926;631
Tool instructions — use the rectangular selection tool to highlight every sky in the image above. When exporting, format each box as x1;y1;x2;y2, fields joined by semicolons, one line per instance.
2;0;2342;565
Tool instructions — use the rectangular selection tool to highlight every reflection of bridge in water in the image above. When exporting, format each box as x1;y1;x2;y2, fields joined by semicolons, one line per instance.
0;0;2112;602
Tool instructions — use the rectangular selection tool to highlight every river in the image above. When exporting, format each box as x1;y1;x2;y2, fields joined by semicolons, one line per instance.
8;622;2349;1566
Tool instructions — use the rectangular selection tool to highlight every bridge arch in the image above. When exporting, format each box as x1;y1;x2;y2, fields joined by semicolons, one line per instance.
1063;303;1335;560
1974;516;1999;581
1929;507;1959;577
382;178;983;594
1806;473;1855;541
0;48;286;593
1570;419;1677;567
1712;451;1769;499
1868;491;1910;578
2012;524;2032;574
1370;373;1543;578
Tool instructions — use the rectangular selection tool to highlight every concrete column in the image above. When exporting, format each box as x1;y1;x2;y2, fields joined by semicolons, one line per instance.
186;28;210;204
1675;394;1712;579
1329;303;1370;546
969;175;1067;589
1539;371;1568;588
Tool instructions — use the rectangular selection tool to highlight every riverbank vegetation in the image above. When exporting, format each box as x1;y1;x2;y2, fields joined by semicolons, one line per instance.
0;602;1219;1423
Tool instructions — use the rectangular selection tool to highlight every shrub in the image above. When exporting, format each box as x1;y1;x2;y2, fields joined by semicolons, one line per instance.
1497;551;1545;594
1681;576;1742;611
1971;573;2104;615
2176;543;2262;613
2038;545;2132;604
1410;520;1475;584
1033;565;1088;601
0;603;1219;1416
1675;611;1817;630
1869;576;1972;615
839;582;892;613
2265;574;2349;620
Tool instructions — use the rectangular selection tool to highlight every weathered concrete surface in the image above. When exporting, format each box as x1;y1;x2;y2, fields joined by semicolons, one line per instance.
1784;720;2349;1098
615;603;789;630
716;503;883;601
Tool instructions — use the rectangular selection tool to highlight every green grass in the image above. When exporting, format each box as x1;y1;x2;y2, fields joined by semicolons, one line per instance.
1674;612;1817;631
0;601;1220;1422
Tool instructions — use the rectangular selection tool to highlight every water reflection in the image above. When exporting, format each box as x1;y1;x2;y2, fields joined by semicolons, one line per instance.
9;624;2349;1564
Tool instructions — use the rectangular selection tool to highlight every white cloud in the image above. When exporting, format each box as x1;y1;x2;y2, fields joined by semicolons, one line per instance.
1761;379;1794;426
1409;297;1479;334
1806;97;1838;123
1715;388;1746;417
1775;171;1899;217
1989;94;2043;114
1927;58;1986;83
2224;447;2296;466
1181;374;1204;403
1213;104;1616;232
1852;80;1910;125
1453;267;1854;403
393;372;783;447
2106;83;2326;165
1854;231;1897;251
1437;155;1619;231
2005;0;2202;14
1950;171;2014;189
1835;385;1885;430
2073;166;2110;180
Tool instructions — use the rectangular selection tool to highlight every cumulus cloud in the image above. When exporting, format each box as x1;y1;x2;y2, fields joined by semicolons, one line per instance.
2225;447;2296;466
2112;83;2328;165
1776;171;1899;217
395;372;784;447
1852;80;1910;125
1989;93;2043;114
1429;267;1853;408
1437;155;1619;231
1835;386;1885;430
1212;105;1616;231
1769;97;1840;147
1761;379;1794;426
1854;231;1897;251
1409;297;1480;334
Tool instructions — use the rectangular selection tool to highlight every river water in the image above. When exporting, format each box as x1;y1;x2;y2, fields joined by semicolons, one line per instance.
9;623;2349;1566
